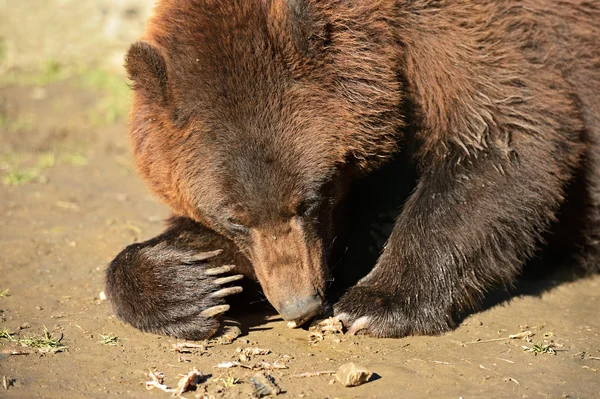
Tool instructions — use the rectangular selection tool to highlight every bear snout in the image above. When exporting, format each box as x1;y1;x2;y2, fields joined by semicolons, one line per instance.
279;294;324;325
249;220;328;325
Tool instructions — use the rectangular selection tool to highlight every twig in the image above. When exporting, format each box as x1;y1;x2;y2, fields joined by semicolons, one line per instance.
293;371;337;378
465;331;533;344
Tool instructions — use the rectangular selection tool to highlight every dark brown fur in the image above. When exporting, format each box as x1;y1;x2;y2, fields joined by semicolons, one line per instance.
106;0;600;339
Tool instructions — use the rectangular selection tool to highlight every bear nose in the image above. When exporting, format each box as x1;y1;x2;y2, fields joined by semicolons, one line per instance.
278;294;323;324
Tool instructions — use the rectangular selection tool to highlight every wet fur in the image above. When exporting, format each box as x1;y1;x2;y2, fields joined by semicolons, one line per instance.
107;0;600;338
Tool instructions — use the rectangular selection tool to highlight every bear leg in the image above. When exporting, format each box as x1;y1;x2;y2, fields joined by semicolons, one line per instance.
335;140;578;337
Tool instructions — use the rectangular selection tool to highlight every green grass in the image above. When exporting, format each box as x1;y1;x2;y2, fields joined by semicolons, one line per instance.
19;326;67;352
523;341;556;356
98;333;124;346
214;373;241;388
2;167;41;186
0;289;9;298
0;328;14;340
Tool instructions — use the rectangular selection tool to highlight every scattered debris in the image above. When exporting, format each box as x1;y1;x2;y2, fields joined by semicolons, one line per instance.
215;361;287;371
308;317;344;344
173;342;205;354
292;371;337;378
311;317;344;334
248;371;282;397
335;363;373;387
258;362;288;370
236;347;271;361
208;318;242;345
98;291;107;301
237;347;271;356
145;369;174;393
215;361;248;369
466;330;533;345
173;367;203;397
145;368;204;397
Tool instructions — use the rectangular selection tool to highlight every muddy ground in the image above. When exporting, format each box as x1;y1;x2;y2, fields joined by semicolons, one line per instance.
0;2;599;399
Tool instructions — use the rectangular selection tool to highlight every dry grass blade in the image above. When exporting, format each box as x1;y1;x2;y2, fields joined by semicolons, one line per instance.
466;331;533;344
293;371;337;378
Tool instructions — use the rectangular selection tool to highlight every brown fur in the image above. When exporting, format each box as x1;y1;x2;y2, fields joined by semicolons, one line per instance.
106;0;600;339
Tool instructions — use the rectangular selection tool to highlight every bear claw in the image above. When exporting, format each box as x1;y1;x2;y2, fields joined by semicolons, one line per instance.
200;304;230;318
205;264;236;276
190;250;223;261
210;286;244;298
213;274;244;285
346;316;372;335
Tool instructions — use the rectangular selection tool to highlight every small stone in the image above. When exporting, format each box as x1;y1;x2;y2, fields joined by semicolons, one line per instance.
99;291;107;301
287;321;297;329
335;363;373;387
248;371;282;397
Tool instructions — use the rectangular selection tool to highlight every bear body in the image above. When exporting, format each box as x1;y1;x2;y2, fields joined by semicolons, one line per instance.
106;0;600;339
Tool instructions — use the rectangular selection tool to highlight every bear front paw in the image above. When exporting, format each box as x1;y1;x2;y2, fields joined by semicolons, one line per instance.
333;285;454;338
106;244;244;340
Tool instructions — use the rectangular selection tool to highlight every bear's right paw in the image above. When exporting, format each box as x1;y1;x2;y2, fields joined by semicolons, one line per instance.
106;243;244;340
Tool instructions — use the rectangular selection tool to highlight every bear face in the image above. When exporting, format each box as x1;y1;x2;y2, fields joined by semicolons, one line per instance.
124;0;402;322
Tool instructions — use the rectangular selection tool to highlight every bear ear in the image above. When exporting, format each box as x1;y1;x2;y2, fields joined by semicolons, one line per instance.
125;41;169;105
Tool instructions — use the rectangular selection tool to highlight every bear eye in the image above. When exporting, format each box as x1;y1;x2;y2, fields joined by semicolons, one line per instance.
297;200;319;218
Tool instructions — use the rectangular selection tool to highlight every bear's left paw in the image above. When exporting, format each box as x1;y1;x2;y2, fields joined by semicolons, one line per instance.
334;285;453;338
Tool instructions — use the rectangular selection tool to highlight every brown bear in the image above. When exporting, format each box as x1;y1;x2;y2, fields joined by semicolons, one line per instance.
106;0;600;339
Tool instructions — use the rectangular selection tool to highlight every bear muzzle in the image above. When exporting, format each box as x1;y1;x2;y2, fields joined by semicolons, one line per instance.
249;219;328;325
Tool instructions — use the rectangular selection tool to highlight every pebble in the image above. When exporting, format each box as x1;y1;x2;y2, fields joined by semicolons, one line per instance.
335;362;373;387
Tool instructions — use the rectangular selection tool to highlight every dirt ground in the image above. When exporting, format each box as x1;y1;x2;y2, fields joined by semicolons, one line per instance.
1;2;599;399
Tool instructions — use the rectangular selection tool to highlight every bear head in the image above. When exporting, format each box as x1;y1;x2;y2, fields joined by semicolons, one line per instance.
124;0;402;324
